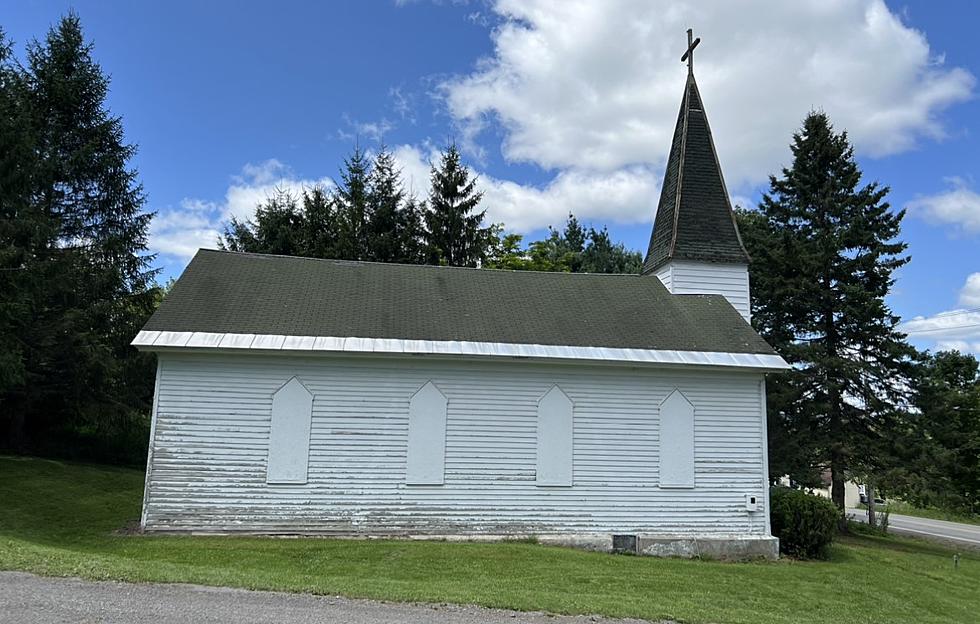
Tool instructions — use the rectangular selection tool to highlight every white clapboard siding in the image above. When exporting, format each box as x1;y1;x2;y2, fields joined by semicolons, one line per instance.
654;261;750;321
143;352;769;536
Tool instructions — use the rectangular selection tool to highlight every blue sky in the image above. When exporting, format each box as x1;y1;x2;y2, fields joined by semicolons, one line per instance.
4;1;980;353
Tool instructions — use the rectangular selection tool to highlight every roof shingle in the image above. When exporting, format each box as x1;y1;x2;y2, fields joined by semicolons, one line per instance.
642;74;749;274
142;249;776;356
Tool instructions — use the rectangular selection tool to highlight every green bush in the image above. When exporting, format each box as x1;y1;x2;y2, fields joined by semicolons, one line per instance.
770;487;840;559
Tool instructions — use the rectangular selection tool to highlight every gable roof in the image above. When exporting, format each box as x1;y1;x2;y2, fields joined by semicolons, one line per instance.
642;73;749;274
135;250;786;369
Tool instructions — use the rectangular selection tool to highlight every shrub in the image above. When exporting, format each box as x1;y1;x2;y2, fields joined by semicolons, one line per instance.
769;487;840;559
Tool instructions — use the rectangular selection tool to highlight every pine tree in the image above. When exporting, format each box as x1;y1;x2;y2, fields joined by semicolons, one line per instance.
425;143;491;267
334;145;371;260
2;14;157;460
743;112;916;515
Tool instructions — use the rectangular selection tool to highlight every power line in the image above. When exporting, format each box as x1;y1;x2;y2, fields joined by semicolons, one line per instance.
904;322;980;335
920;306;980;319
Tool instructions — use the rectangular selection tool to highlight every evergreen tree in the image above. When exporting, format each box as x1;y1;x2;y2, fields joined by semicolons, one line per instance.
736;206;823;487
398;195;427;264
741;112;916;515
218;188;304;255
301;184;337;258
0;29;41;429
365;146;406;263
425;143;491;267
1;14;158;461
485;214;642;274
334;145;371;260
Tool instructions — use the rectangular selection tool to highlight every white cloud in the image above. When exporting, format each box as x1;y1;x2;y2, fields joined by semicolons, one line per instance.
906;177;980;234
900;273;980;353
935;340;980;353
149;159;332;262
337;115;395;143
959;272;980;307
392;144;657;232
440;0;974;188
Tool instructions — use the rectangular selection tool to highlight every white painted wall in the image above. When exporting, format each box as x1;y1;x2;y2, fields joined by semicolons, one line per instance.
143;352;770;537
654;261;751;322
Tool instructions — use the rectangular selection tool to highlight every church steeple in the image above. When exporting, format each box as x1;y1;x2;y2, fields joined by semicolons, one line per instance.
642;29;749;276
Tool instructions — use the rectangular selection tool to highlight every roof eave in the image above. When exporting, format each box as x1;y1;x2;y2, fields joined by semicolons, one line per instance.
132;330;790;372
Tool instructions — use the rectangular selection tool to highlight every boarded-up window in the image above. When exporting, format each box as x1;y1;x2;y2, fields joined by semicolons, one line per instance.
406;381;448;485
660;389;695;488
267;377;314;484
537;385;573;486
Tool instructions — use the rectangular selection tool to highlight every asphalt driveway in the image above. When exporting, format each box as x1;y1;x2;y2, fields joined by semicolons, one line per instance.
0;571;661;624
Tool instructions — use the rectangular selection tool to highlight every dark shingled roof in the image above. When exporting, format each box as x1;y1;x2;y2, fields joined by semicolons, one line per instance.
143;249;776;355
642;73;749;274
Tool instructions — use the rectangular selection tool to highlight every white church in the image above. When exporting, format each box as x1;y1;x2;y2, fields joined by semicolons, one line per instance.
133;34;789;559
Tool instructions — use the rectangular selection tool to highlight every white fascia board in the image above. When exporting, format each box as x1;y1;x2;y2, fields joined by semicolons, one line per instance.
132;331;791;371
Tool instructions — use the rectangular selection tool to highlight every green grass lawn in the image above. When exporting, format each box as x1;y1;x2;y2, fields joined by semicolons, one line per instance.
858;501;980;527
1;456;976;624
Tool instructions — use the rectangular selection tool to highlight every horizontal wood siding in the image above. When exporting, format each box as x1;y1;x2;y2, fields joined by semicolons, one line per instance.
144;353;768;536
666;261;750;321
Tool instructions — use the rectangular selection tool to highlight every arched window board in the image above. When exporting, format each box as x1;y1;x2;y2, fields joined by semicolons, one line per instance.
660;388;695;488
267;376;314;484
537;385;573;486
406;381;448;485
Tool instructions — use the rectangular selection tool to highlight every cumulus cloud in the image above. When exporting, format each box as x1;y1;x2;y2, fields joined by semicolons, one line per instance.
959;272;980;307
440;0;974;188
149;159;332;262
392;144;657;232
900;273;980;353
906;177;980;234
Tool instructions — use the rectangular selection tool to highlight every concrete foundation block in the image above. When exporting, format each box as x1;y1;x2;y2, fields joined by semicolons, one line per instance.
637;535;779;560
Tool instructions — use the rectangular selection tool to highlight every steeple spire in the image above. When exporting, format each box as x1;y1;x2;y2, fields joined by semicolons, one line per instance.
642;30;748;275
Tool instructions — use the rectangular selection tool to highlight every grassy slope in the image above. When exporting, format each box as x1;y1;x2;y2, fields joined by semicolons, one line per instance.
858;501;980;527
1;456;976;624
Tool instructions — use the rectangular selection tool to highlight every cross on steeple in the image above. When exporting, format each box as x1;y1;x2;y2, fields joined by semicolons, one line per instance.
680;28;700;76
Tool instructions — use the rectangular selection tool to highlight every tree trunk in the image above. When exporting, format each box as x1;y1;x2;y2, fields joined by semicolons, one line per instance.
867;482;877;529
831;453;847;531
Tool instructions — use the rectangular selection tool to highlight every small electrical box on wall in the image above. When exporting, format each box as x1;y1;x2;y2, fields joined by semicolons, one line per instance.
745;494;760;512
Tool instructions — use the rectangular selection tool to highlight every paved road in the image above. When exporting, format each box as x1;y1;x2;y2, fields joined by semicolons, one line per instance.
847;508;980;549
0;571;662;624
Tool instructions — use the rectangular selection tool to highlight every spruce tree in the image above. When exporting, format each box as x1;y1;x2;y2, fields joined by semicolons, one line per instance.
398;195;427;264
301;184;337;258
3;14;157;460
218;189;303;255
743;112;916;514
0;29;41;436
334;145;371;260
425;143;490;267
365;146;405;263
